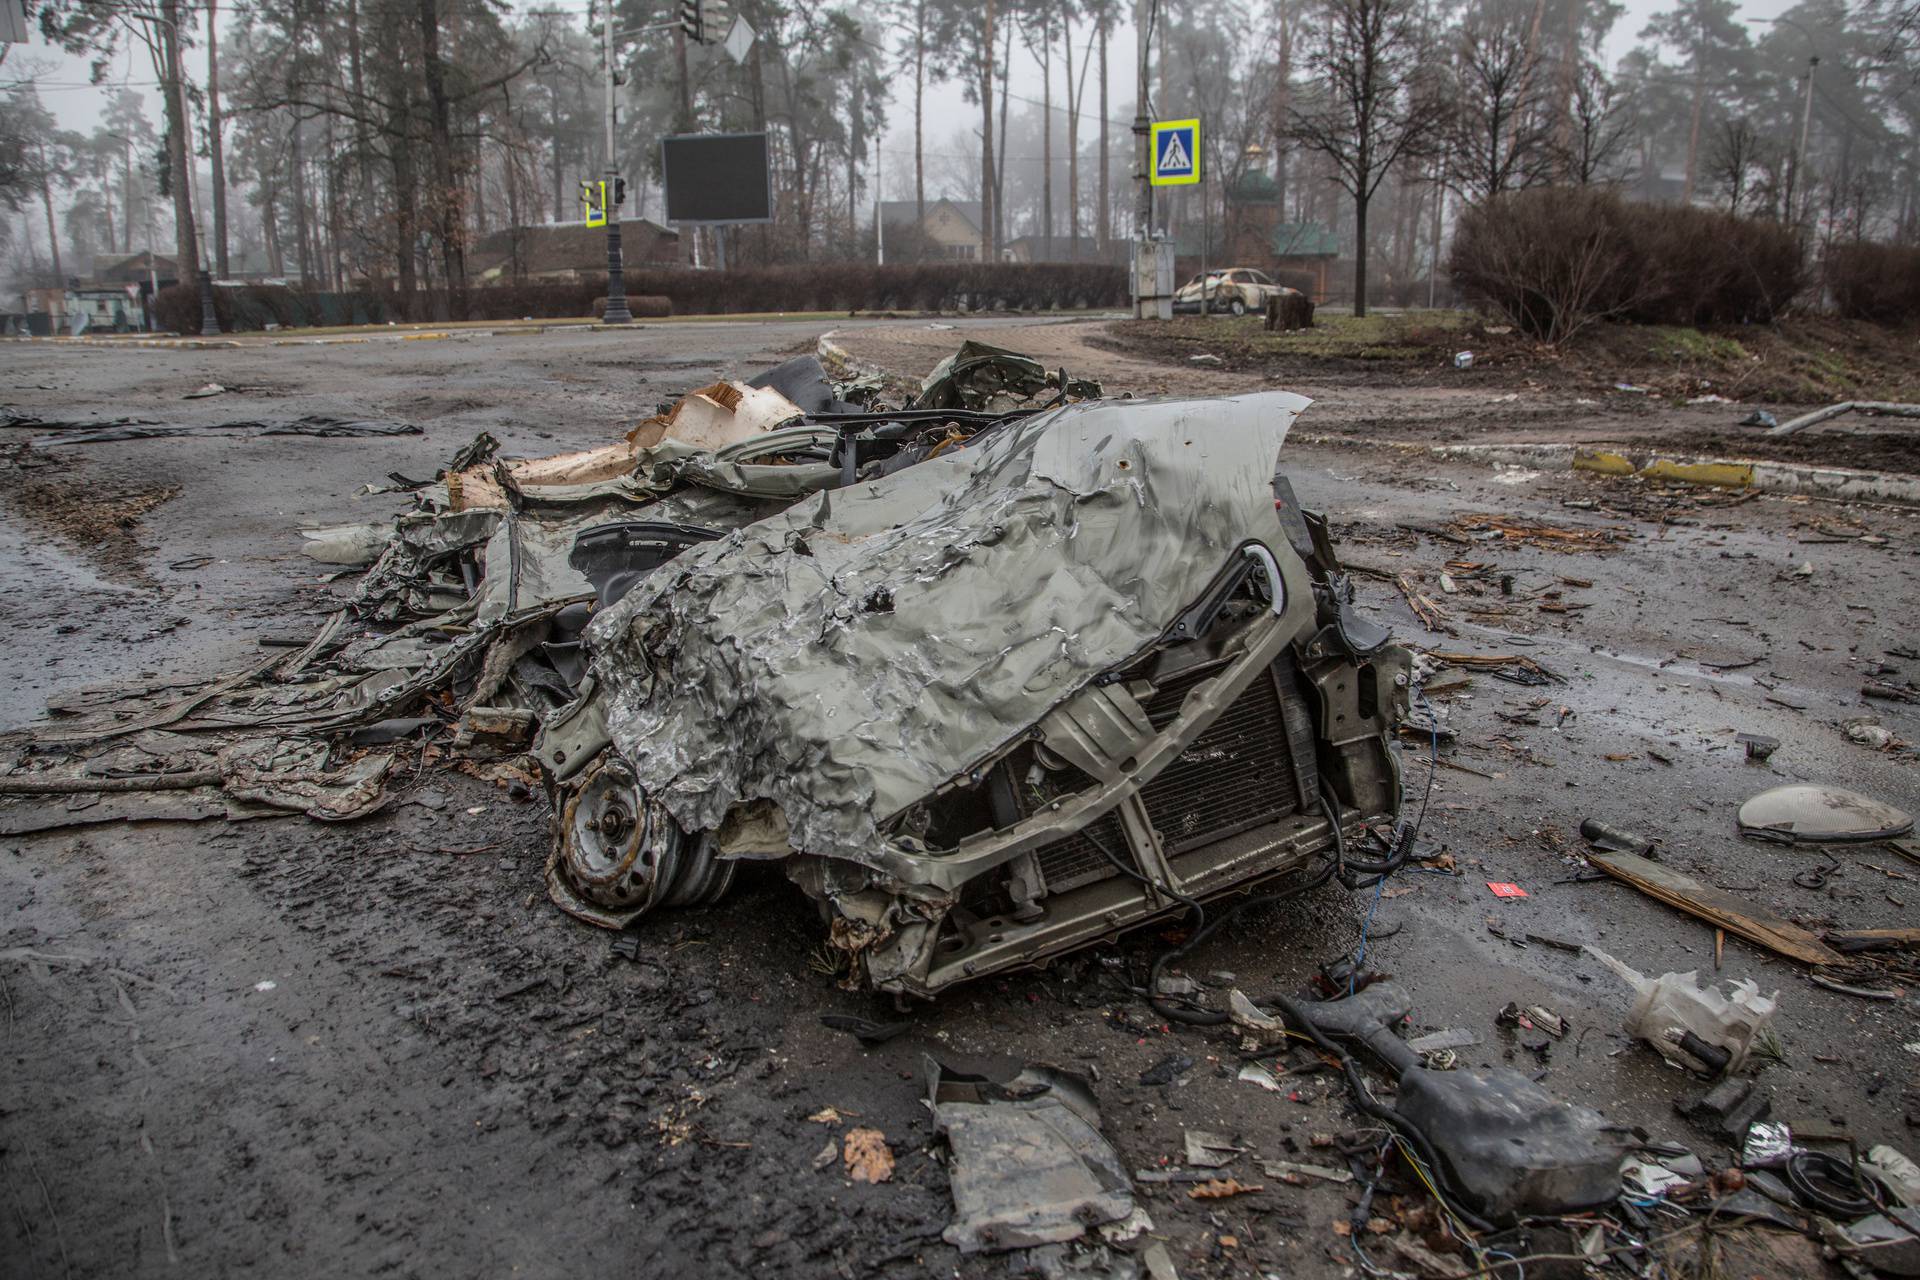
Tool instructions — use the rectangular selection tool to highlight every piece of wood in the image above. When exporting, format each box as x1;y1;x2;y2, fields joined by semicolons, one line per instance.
1588;850;1845;967
1714;928;1725;971
1823;927;1920;952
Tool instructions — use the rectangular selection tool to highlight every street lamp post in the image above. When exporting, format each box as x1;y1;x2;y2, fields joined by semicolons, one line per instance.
601;0;633;325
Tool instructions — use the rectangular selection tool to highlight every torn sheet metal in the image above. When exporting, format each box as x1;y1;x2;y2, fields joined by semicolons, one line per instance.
912;340;1051;411
925;1056;1134;1254
585;391;1308;867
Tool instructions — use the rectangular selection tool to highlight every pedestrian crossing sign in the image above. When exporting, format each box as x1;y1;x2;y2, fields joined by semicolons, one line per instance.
1150;118;1200;186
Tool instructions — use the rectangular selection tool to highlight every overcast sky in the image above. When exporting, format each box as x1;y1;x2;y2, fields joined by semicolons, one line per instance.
8;0;1800;203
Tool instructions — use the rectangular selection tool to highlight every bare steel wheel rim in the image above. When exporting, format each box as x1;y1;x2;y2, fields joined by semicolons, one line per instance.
558;756;682;913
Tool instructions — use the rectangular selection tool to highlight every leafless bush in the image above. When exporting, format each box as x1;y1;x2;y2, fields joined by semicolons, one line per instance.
1450;188;1805;343
1825;242;1920;322
1448;187;1638;344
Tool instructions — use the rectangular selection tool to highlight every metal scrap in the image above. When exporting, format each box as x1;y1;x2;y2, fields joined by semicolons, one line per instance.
924;1056;1134;1255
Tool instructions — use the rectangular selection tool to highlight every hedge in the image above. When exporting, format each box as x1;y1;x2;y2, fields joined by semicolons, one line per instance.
1825;242;1920;322
155;262;1128;333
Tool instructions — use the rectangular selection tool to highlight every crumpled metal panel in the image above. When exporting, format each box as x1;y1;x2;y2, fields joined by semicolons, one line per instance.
582;391;1309;868
924;1056;1134;1254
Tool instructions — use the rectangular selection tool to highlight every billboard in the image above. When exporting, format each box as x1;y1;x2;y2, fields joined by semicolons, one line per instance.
660;132;773;224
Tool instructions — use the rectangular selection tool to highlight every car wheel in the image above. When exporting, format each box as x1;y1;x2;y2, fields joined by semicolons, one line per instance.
1230;297;1247;317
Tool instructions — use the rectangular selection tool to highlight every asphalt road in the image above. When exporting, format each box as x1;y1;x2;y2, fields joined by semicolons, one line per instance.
1;319;1914;1279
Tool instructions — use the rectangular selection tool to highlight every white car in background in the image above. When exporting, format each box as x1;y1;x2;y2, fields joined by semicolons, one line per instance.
1173;267;1294;316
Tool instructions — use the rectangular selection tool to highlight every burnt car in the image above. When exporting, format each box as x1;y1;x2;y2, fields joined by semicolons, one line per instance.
534;387;1411;998
1172;267;1300;316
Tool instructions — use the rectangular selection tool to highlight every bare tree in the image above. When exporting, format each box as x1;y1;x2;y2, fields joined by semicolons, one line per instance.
1554;59;1634;185
1705;116;1763;213
1285;0;1446;315
1446;1;1554;202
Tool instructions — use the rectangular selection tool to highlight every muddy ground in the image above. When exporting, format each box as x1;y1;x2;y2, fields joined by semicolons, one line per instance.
2;318;1916;1278
1086;312;1920;476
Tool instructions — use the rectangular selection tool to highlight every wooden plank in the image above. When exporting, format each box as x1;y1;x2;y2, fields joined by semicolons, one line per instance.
1589;850;1844;967
1824;928;1920;952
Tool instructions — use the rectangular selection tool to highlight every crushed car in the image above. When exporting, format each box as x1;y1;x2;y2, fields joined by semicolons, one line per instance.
533;363;1412;997
5;341;1410;999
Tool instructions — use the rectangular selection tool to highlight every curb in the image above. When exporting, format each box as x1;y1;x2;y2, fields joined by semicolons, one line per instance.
1401;440;1920;507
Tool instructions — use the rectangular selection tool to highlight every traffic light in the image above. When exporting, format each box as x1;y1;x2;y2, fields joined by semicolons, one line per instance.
613;177;627;207
677;0;730;44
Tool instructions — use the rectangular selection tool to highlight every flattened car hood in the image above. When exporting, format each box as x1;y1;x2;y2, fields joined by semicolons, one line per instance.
583;391;1312;867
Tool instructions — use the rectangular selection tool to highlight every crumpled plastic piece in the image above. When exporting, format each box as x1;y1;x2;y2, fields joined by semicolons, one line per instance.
583;391;1307;867
1586;944;1777;1074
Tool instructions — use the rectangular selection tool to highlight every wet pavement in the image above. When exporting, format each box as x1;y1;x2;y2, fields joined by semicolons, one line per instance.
1;320;1916;1277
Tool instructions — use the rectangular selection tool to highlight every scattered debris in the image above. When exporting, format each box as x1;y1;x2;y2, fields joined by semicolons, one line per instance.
1768;398;1920;437
1738;783;1914;844
1622;1159;1691;1197
842;1127;893;1183
1738;409;1779;429
1486;881;1527;898
925;1057;1133;1254
1736;732;1779;762
1138;1054;1194;1087
1498;1002;1567;1038
1406;1028;1478;1054
1845;718;1902;751
1188;1178;1260;1199
32;412;423;445
1587;945;1778;1075
1584;840;1845;966
1680;1077;1772;1144
1183;1129;1244;1169
1277;982;1620;1219
1259;1159;1352;1185
1449;513;1628;552
1235;1062;1284;1092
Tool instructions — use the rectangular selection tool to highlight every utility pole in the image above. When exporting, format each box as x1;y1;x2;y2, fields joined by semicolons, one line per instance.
1131;0;1166;318
601;0;633;324
1787;56;1818;225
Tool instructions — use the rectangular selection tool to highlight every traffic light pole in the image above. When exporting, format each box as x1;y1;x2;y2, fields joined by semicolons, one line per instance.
601;0;633;325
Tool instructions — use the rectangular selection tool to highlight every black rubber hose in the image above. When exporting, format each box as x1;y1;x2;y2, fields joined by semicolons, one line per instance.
1785;1150;1878;1218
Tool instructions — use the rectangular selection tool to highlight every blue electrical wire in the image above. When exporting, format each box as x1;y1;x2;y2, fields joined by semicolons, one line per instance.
1349;874;1386;996
1351;691;1440;995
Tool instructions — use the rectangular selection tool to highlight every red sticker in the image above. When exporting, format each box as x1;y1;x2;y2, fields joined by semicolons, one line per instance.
1486;882;1528;898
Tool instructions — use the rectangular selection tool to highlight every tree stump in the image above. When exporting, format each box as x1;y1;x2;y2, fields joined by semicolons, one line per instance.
1265;291;1315;332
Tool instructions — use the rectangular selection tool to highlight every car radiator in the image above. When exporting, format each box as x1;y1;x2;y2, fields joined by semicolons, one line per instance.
1034;659;1320;895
